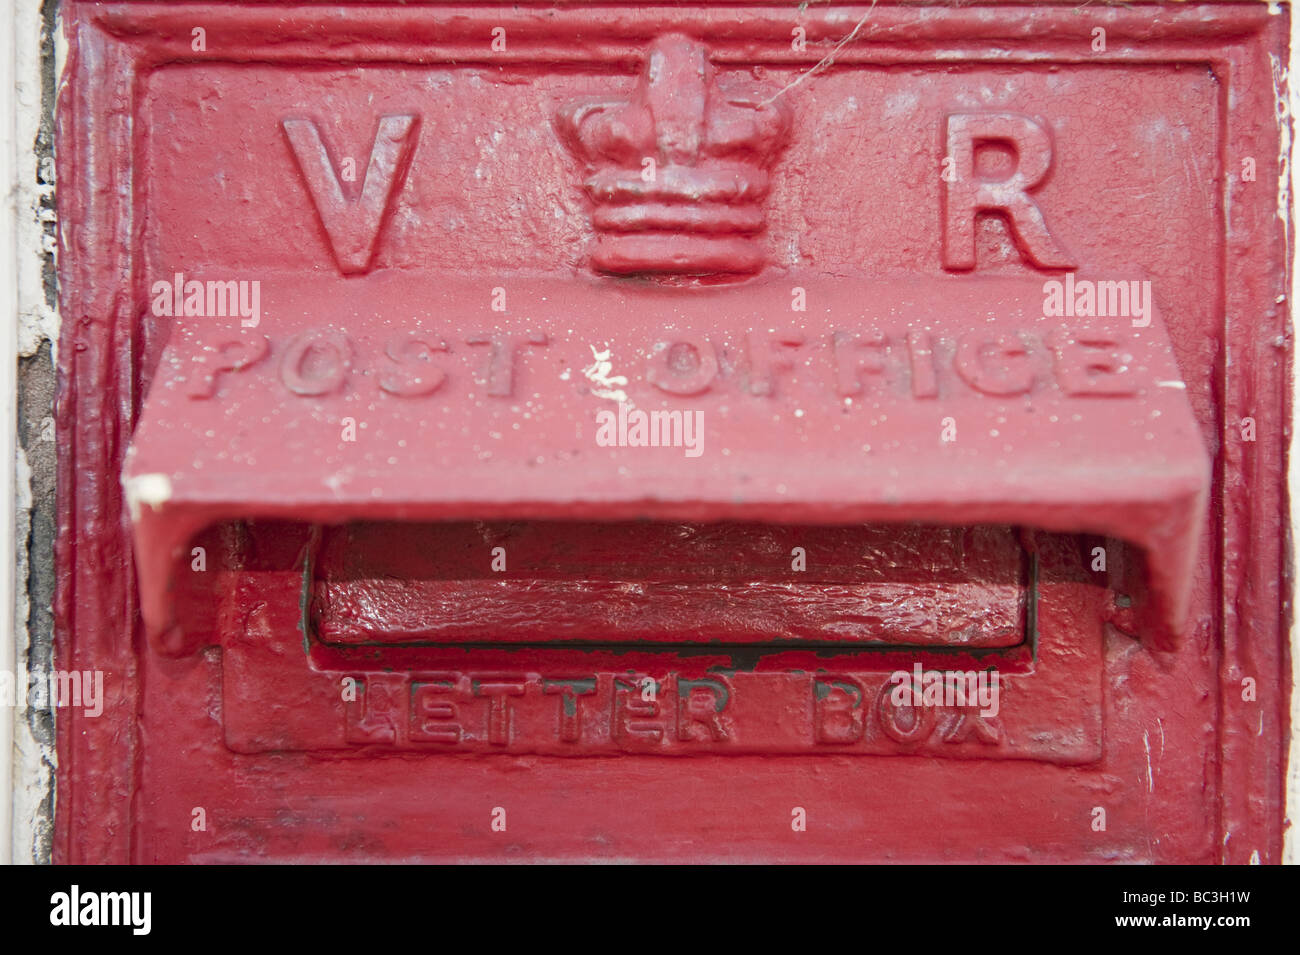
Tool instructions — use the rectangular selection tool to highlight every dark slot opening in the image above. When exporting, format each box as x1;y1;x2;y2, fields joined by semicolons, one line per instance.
309;521;1029;650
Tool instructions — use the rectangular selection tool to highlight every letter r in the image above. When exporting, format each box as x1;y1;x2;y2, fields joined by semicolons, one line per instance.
942;113;1075;270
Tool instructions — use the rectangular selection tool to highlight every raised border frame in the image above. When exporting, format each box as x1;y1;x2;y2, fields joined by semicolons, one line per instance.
54;1;1290;863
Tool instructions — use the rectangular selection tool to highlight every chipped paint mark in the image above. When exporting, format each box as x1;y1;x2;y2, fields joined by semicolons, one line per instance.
323;472;349;500
582;345;630;403
123;473;173;521
1156;380;1187;389
1143;730;1155;793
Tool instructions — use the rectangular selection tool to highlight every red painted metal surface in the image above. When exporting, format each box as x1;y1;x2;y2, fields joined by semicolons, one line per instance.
124;274;1207;653
55;2;1290;863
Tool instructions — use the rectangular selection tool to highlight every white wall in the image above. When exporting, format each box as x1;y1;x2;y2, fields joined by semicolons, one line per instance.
4;0;59;866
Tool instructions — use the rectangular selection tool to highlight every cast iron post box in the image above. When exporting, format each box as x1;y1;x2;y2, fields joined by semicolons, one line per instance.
55;1;1289;863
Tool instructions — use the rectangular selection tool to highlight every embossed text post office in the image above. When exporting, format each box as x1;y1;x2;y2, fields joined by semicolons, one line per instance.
56;1;1289;862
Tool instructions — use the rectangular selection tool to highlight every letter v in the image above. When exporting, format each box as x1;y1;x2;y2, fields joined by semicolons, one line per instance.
282;115;419;274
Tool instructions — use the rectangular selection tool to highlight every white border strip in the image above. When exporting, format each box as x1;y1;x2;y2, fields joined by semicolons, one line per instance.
0;0;22;868
5;0;59;867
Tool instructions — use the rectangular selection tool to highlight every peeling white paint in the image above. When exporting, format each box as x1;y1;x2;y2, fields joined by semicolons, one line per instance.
1143;730;1155;793
1271;54;1292;275
2;0;57;866
581;345;630;404
0;12;14;868
6;0;61;867
123;473;174;522
14;3;55;362
10;445;46;864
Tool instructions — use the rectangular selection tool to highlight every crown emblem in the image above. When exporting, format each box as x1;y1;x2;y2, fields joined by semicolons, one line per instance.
556;35;792;276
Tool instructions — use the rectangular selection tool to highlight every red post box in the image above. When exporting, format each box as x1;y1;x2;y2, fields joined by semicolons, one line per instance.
55;1;1289;862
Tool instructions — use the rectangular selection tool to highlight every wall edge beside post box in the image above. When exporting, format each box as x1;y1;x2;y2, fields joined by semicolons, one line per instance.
4;0;60;867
